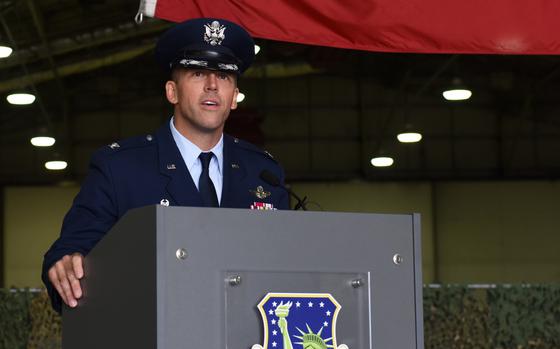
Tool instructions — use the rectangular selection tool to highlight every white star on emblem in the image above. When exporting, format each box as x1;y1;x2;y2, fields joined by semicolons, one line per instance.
268;309;273;315
271;319;276;325
272;301;277;307
323;321;329;327
319;302;325;307
326;310;331;316
296;302;301;307
272;342;277;347
308;301;313;307
272;330;277;336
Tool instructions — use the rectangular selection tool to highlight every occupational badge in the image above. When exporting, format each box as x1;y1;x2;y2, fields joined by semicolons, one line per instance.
204;20;226;45
250;186;271;199
253;293;344;349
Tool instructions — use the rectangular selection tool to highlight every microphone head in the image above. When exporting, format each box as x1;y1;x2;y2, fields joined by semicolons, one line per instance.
259;169;281;187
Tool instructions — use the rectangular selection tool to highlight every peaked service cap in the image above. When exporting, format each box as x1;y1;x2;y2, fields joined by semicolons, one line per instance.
155;18;255;75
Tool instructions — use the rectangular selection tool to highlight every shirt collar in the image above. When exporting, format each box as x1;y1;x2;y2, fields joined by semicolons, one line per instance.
169;117;223;174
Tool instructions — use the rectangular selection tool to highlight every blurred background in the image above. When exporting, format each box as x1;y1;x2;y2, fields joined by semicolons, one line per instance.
1;0;560;290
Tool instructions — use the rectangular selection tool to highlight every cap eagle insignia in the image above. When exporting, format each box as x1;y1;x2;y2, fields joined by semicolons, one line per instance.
204;20;226;45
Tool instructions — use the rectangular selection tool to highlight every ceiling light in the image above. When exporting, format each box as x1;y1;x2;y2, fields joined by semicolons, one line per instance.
443;89;472;101
0;45;12;58
45;160;67;170
7;93;36;105
236;92;245;103
397;132;422;143
443;78;472;101
254;45;261;55
31;127;56;147
370;156;394;167
31;136;56;147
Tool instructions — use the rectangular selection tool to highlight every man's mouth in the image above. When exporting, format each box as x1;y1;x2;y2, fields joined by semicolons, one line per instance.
202;100;219;106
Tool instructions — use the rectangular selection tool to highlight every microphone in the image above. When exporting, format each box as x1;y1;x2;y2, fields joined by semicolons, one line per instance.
259;170;308;211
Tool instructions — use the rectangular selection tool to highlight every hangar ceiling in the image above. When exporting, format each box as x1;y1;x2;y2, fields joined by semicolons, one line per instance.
1;0;560;184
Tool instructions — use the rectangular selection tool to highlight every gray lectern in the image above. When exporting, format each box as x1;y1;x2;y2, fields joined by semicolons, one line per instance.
63;206;423;349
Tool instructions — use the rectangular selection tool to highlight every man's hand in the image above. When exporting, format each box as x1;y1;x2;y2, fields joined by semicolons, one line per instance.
47;253;84;308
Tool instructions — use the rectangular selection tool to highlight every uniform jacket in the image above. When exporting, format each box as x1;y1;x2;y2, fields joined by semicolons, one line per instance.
42;122;289;312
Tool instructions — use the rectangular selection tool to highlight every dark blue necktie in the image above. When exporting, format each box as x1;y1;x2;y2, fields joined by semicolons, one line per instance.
198;152;219;207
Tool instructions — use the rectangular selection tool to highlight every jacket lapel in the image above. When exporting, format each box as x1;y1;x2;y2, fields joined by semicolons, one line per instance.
221;135;247;208
156;123;203;207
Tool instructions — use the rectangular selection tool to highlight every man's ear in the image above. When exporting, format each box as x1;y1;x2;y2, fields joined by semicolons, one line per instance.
230;87;239;110
165;81;178;104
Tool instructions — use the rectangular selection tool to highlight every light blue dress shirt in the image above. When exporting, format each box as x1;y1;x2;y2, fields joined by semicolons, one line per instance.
170;117;223;204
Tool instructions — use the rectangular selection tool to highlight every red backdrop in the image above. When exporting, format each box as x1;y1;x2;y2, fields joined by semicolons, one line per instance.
145;0;560;54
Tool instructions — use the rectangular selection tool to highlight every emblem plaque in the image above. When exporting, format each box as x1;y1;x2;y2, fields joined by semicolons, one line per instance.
256;293;342;349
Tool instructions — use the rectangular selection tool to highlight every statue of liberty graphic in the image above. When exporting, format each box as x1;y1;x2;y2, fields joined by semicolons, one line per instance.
275;300;335;349
254;293;348;349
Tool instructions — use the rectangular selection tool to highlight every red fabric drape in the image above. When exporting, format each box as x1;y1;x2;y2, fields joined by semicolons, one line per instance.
147;0;560;54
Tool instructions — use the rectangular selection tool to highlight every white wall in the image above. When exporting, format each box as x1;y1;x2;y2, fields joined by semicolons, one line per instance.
435;181;560;282
3;186;79;287
3;180;560;287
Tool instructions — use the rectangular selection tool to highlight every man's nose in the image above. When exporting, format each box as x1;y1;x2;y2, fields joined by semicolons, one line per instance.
204;73;218;91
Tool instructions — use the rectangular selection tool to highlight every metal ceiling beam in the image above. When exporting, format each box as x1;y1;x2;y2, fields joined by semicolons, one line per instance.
25;0;63;88
0;44;153;92
505;62;560;169
0;19;168;71
0;7;53;130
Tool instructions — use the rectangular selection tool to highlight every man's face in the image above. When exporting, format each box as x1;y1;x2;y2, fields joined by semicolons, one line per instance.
166;68;238;136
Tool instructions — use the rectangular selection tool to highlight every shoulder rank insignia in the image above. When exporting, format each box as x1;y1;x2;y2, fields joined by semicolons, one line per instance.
254;293;343;349
250;185;271;199
109;142;120;149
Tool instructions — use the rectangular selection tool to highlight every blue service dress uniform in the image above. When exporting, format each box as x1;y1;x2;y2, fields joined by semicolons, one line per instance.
42;121;289;312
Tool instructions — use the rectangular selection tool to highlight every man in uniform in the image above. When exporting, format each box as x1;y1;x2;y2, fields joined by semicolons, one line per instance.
42;18;289;312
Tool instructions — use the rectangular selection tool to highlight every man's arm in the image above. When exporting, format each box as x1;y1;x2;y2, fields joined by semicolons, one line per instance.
42;148;118;312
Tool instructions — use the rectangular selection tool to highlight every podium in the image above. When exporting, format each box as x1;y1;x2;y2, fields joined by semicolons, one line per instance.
63;206;423;349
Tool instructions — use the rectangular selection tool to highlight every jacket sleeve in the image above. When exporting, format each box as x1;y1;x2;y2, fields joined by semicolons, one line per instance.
41;149;118;313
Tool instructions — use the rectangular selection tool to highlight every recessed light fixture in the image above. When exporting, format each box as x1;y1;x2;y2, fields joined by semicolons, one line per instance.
7;93;36;105
254;45;261;55
397;132;422;143
236;92;245;103
370;156;394;167
31;136;56;147
45;160;68;170
0;45;13;58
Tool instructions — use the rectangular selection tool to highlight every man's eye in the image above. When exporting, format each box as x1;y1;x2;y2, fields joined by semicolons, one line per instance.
218;73;230;80
193;71;203;77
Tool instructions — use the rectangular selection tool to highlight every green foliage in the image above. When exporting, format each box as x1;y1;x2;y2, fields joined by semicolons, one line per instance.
487;285;560;349
1;286;559;349
424;286;490;349
0;289;34;349
423;285;560;349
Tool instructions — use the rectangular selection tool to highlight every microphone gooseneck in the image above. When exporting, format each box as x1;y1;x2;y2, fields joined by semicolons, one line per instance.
259;170;307;211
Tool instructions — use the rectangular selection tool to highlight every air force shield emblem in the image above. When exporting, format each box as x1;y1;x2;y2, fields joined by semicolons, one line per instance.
255;293;344;349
